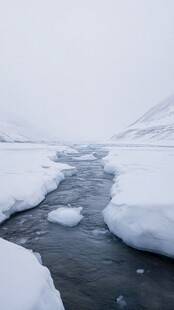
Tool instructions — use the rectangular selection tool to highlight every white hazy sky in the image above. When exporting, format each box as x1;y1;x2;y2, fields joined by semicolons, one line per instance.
0;0;174;141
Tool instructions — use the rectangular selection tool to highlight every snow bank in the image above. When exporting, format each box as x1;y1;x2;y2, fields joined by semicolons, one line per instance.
0;238;64;310
48;207;83;227
0;143;76;223
72;153;96;161
103;146;174;258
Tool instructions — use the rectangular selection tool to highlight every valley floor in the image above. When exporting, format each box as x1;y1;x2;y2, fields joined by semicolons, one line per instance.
1;143;174;310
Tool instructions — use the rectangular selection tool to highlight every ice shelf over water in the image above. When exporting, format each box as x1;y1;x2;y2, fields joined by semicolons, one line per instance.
0;238;65;310
0;143;76;223
103;145;174;258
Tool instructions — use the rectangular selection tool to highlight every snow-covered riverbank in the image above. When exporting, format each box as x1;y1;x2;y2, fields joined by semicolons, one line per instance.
0;142;78;310
0;143;76;223
0;237;65;310
103;145;174;258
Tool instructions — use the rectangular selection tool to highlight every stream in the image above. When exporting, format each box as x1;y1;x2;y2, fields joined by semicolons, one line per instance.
1;144;174;310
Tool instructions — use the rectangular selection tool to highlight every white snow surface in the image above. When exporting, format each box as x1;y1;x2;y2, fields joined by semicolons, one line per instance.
103;145;174;258
0;143;76;223
72;153;96;161
111;94;174;144
0;237;64;310
48;207;83;227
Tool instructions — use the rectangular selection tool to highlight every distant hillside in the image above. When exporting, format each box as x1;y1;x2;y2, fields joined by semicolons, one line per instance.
0;120;57;143
111;94;174;143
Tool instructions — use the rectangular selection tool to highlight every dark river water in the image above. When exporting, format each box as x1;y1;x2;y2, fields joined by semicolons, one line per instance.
1;144;174;310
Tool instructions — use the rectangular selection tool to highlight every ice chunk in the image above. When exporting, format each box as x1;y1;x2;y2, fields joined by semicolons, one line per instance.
15;237;28;245
116;295;127;308
92;229;107;236
36;230;47;236
72;153;96;161
136;269;144;274
48;207;83;227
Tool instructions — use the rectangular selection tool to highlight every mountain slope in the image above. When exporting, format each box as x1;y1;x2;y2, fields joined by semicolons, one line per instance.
0;120;56;143
111;94;174;143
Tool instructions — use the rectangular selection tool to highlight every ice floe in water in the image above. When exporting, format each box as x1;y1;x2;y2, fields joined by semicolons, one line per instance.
116;295;127;308
35;230;47;236
136;269;144;274
92;229;108;236
34;237;40;241
15;237;29;245
48;207;83;227
72;153;96;161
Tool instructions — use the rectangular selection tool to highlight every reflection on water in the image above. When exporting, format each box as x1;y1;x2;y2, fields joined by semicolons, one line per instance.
1;145;174;310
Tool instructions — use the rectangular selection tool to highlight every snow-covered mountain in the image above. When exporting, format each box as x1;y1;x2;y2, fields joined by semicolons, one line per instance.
0;120;57;143
111;94;174;143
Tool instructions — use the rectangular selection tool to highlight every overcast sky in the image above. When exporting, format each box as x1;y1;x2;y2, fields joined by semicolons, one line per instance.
0;0;174;141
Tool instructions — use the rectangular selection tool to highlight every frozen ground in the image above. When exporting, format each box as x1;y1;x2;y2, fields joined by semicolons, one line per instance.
0;143;76;223
0;237;64;310
103;145;174;258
